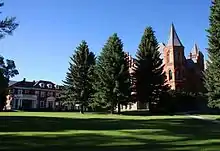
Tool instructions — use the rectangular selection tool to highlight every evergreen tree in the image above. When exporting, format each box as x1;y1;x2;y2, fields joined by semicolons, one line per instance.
133;27;167;112
93;33;131;114
63;41;95;113
204;0;220;108
0;2;18;39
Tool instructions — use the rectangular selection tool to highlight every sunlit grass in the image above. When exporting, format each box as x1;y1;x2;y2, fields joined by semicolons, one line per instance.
200;115;220;120
1;112;220;151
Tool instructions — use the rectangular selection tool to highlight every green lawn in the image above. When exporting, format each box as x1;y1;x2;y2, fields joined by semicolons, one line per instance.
200;115;220;120
1;112;220;151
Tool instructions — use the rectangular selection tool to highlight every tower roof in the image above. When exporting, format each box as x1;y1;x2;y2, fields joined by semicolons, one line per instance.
191;43;199;54
167;23;183;47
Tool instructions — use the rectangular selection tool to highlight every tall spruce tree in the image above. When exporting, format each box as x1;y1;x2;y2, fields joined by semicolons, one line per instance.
93;33;131;114
133;27;167;112
204;0;220;108
63;41;95;113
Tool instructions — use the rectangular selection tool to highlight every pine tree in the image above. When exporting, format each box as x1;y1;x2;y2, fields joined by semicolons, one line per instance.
133;27;167;112
63;41;95;113
93;33;131;114
0;2;18;39
204;0;220;109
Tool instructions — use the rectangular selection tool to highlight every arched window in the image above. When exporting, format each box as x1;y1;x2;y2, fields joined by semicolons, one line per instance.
176;70;180;80
167;51;170;63
169;70;172;80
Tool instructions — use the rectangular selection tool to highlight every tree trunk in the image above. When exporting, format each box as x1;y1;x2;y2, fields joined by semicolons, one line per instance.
117;103;121;114
80;104;84;114
110;106;114;114
148;100;152;113
0;92;6;111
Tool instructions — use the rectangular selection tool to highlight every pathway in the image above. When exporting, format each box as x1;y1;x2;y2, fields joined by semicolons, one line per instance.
187;115;220;124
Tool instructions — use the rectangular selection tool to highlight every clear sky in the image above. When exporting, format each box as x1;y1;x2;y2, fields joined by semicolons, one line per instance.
0;0;210;84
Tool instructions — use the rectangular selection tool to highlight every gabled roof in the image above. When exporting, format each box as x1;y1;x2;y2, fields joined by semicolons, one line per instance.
11;81;35;88
9;80;18;86
9;79;61;90
167;23;183;47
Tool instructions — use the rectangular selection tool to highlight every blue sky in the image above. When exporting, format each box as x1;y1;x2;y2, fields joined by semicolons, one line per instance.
1;0;210;84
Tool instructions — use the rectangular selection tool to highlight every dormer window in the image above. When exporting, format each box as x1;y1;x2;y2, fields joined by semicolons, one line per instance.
39;83;45;88
47;84;52;89
55;85;59;89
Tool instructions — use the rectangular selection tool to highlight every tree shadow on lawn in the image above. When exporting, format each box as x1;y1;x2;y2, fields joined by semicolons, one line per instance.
1;116;220;150
1;131;220;151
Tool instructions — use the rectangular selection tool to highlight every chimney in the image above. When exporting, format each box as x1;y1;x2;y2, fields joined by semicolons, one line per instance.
23;78;26;82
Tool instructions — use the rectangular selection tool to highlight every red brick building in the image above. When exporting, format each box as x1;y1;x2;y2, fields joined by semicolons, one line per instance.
124;24;205;110
8;78;62;110
162;24;204;92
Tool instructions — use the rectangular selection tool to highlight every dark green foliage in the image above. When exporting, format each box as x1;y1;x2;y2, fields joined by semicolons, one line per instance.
62;41;95;113
204;0;220;108
133;27;168;112
93;33;131;113
158;91;208;114
0;1;18;111
0;2;18;39
0;71;7;110
0;56;18;111
0;56;19;82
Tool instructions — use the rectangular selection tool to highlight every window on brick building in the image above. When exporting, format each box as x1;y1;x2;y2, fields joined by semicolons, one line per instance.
25;90;30;94
167;51;170;63
169;70;173;80
40;101;44;108
18;89;23;94
176;70;180;80
47;91;53;97
56;93;60;97
41;91;46;97
35;91;39;95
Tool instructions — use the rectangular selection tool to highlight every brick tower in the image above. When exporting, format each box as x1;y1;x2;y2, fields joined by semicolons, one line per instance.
163;24;186;90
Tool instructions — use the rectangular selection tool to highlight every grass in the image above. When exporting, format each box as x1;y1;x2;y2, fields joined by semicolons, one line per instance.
1;112;220;151
199;115;220;120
